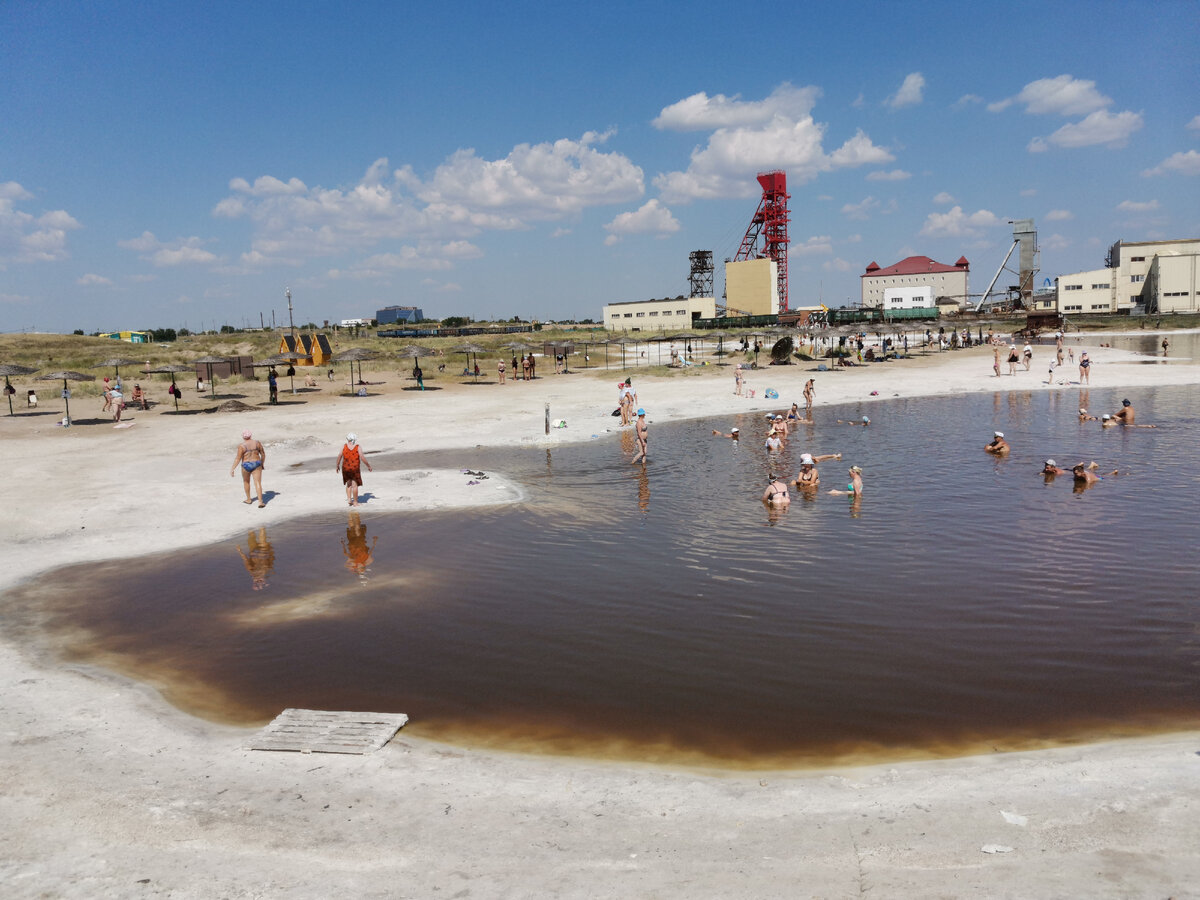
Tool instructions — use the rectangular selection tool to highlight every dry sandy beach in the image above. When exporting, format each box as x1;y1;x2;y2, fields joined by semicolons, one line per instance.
2;337;1199;898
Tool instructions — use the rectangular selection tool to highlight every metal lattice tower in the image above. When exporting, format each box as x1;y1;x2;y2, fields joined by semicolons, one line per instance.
688;250;714;298
734;170;790;312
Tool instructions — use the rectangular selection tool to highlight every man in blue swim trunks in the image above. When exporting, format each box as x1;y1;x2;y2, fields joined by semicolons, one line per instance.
231;429;267;507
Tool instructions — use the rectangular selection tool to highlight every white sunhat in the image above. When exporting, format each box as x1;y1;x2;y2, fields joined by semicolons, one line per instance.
347;432;357;444
994;431;1004;437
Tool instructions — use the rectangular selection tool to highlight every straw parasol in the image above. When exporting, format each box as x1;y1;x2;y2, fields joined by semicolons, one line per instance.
36;370;95;425
190;355;231;399
146;363;195;412
331;347;380;389
0;363;38;416
92;356;145;381
450;342;486;381
272;350;312;393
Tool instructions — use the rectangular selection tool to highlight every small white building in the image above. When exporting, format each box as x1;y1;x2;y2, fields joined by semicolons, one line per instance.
883;286;934;310
603;296;717;332
861;256;969;309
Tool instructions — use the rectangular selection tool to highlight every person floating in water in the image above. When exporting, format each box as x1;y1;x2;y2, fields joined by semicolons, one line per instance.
711;427;740;441
837;416;870;427
1079;408;1097;422
985;431;1010;455
231;429;266;507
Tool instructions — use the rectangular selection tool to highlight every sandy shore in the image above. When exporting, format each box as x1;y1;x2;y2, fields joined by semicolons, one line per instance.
2;337;1199;897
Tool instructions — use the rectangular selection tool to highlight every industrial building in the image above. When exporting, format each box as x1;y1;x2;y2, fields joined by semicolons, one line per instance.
860;256;970;310
1055;239;1200;315
604;296;716;331
376;305;424;325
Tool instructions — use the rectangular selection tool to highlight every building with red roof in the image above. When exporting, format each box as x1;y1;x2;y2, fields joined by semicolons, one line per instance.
861;255;969;310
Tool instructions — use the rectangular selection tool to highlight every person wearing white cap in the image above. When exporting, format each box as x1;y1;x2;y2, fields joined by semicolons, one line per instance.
711;427;740;441
792;451;842;489
1042;459;1068;477
336;432;373;507
984;431;1010;455
1079;408;1097;422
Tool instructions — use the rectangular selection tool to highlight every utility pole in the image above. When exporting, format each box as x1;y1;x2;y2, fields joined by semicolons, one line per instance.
286;287;296;339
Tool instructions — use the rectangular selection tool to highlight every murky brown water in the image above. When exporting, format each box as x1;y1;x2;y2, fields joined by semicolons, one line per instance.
7;384;1200;768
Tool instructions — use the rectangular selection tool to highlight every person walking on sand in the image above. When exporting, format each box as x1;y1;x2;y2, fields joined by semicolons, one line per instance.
993;344;1001;377
803;378;815;415
231;429;267;508
336;432;372;507
734;364;744;396
1078;351;1091;384
1022;342;1033;371
985;431;1010;455
1007;344;1019;375
631;408;648;464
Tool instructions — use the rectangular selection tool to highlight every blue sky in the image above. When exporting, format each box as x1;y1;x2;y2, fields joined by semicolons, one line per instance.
3;0;1198;333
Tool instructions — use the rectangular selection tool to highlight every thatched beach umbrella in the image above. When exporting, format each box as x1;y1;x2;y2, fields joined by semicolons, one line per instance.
331;347;380;390
92;356;145;382
395;345;434;384
0;363;38;416
271;350;312;393
190;355;231;399
147;363;195;412
36;370;95;425
451;342;486;381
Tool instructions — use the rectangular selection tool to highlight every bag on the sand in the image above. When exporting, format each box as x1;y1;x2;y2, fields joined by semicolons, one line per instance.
611;408;620;416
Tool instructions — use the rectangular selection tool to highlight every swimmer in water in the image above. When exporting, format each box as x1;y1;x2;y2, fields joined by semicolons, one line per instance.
837;415;870;427
985;431;1010;455
712;427;740;440
1041;459;1069;477
762;472;790;507
1079;408;1097;422
828;465;863;497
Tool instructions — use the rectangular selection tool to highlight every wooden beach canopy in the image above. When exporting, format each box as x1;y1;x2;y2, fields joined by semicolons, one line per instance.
36;370;95;425
91;356;145;381
190;355;232;399
331;347;380;391
146;363;194;412
450;342;486;381
0;363;38;416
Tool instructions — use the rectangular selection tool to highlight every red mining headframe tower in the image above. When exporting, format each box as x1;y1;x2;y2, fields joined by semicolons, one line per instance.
734;170;791;313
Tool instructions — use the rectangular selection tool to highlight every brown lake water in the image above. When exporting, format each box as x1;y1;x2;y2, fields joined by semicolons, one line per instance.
8;384;1200;768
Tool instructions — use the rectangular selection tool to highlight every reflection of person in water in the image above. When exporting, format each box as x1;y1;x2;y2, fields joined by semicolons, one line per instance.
236;528;275;590
342;512;377;577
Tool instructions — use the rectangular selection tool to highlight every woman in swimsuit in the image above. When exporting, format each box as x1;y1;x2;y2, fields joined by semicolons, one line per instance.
1078;352;1091;384
231;429;266;507
761;473;790;507
828;465;863;497
793;452;841;490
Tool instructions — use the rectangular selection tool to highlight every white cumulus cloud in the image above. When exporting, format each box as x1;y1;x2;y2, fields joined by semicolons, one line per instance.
932;191;955;204
1142;149;1200;176
989;75;1112;116
791;235;833;256
841;197;879;221
1045;209;1073;221
920;206;1000;238
887;73;925;109
652;83;820;131
77;273;113;286
1037;109;1143;149
0;182;82;266
653;86;892;202
866;169;911;182
118;231;219;267
1116;199;1160;212
602;200;680;245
